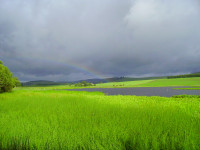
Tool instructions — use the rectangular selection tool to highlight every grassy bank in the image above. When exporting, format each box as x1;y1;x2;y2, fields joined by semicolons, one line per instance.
0;89;200;149
139;77;200;87
96;77;200;88
96;80;153;87
173;87;200;90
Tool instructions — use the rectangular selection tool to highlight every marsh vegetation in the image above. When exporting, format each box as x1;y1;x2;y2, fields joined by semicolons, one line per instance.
0;88;200;149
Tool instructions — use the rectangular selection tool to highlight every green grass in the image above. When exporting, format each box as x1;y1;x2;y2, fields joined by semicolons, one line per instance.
15;85;85;91
96;77;200;88
173;87;200;90
139;78;200;87
96;80;153;87
172;95;200;98
0;89;200;149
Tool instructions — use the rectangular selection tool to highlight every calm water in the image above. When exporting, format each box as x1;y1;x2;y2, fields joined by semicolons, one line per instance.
67;87;200;97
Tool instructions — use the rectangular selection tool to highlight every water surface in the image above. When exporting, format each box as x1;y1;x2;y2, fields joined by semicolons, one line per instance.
67;87;200;97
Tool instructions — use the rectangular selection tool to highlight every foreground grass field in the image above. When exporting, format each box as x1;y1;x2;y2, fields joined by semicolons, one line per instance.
0;89;200;149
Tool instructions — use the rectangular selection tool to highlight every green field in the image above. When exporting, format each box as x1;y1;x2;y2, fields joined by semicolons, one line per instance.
96;77;200;88
96;80;153;87
139;78;200;87
0;88;200;149
173;87;200;90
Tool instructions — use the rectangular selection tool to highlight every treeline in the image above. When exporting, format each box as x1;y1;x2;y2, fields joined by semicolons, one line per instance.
0;60;21;93
107;76;167;82
168;73;200;79
21;80;66;87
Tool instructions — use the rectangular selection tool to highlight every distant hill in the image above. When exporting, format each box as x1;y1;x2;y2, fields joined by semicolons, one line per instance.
73;76;167;84
21;80;67;87
22;76;168;86
21;72;200;87
105;76;166;82
167;72;200;79
23;73;200;87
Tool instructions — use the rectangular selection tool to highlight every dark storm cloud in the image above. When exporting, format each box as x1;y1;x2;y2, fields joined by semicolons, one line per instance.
0;0;200;81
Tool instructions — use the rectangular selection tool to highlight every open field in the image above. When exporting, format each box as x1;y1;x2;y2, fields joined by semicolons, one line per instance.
96;77;200;88
0;88;200;149
96;80;153;87
138;78;200;87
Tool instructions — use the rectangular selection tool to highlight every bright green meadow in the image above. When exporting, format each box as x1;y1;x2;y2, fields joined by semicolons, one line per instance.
96;80;153;87
0;86;200;149
97;77;200;87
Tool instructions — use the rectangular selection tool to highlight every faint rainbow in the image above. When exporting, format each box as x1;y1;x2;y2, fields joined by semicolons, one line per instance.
40;58;108;81
65;61;108;81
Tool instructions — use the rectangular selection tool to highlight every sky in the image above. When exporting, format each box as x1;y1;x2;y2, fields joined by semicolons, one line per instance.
0;0;200;81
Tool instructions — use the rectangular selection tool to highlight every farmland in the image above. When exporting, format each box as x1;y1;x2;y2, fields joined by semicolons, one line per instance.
96;77;200;87
96;80;153;87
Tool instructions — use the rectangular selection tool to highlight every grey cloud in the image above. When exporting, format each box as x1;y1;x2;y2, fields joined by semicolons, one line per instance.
0;0;200;81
